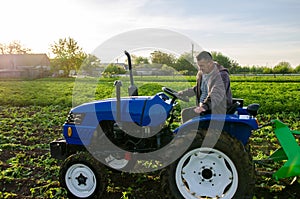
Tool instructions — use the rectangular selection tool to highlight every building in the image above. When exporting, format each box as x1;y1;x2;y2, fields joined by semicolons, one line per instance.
0;54;50;79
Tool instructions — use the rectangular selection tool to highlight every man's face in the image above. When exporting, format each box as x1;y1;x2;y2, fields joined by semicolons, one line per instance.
197;60;214;74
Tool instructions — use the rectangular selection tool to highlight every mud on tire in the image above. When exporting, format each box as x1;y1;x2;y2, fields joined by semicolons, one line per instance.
161;130;255;199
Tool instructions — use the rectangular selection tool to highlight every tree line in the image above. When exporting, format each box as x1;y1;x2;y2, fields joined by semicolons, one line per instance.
1;38;300;76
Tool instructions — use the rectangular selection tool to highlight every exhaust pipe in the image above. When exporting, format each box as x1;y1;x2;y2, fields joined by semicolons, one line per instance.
124;50;138;96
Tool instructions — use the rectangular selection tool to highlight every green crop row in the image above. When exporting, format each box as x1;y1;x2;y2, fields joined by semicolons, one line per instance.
0;76;299;198
0;106;69;198
1;76;299;114
232;82;300;114
0;79;74;107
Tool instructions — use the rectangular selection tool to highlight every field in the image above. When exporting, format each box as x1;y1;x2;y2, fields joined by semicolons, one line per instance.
0;75;300;198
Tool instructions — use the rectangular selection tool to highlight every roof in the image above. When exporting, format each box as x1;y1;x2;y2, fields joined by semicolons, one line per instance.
0;54;50;69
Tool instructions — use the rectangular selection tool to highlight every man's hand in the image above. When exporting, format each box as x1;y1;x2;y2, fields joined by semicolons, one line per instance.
194;106;206;114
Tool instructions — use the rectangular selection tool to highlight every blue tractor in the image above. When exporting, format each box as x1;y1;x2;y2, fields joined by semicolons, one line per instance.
50;51;260;199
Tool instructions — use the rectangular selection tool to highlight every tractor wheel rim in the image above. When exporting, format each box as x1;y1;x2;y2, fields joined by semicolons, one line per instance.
65;163;97;198
175;147;238;199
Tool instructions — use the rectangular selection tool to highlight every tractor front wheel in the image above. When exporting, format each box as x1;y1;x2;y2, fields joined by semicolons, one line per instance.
60;152;106;198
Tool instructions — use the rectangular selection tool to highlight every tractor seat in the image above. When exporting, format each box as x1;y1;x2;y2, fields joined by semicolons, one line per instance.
227;101;241;114
227;98;244;114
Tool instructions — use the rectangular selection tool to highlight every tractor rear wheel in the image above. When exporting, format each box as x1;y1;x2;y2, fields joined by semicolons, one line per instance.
161;130;255;199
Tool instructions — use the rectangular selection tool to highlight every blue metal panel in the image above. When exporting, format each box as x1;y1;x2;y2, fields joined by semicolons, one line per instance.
63;94;174;145
174;113;258;145
63;124;96;146
141;95;173;126
73;94;173;127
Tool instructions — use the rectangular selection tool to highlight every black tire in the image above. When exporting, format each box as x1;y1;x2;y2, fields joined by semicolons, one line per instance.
161;130;255;199
60;152;106;199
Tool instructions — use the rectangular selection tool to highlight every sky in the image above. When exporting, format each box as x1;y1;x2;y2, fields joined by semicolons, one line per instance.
1;0;300;67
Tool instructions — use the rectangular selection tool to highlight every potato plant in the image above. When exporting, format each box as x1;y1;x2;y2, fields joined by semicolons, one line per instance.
0;76;299;198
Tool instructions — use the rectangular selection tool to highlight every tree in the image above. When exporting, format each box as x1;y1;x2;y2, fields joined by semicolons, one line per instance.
80;54;101;75
211;52;231;68
50;37;86;76
294;65;300;73
273;61;293;74
228;65;240;74
211;51;239;73
0;40;31;54
173;52;197;75
262;67;273;74
133;56;149;65
249;65;264;74
102;64;126;77
0;43;4;54
161;64;176;75
150;51;176;66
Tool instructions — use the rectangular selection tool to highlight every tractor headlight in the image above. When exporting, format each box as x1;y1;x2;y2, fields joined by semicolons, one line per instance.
66;112;85;125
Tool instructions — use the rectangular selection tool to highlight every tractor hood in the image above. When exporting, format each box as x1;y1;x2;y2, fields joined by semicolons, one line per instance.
70;93;173;127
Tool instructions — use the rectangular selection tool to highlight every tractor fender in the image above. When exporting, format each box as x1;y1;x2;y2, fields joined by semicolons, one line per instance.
174;114;258;145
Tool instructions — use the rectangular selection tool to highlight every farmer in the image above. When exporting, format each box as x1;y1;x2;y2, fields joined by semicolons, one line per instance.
178;51;232;123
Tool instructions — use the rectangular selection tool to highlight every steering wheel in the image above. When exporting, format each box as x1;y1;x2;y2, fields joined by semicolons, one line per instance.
162;87;189;102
